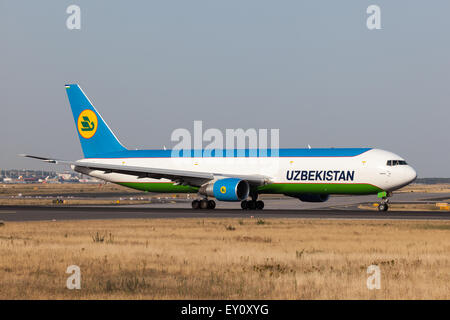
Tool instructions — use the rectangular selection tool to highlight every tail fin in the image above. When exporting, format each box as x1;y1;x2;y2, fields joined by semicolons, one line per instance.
65;84;127;158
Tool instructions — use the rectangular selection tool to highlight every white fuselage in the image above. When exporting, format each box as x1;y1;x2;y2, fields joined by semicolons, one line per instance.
75;149;417;194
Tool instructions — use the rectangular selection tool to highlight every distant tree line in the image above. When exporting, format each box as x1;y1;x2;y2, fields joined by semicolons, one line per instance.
415;178;450;184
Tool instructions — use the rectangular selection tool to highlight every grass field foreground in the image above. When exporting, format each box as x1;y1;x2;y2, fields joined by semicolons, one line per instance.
0;218;449;299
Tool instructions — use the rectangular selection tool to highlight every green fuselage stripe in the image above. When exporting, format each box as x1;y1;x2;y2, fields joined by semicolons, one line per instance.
116;182;382;195
117;182;199;193
257;183;382;195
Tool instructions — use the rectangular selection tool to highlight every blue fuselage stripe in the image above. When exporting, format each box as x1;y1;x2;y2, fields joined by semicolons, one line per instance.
85;148;372;159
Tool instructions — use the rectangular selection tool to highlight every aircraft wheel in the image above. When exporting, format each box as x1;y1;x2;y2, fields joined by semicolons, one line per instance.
208;200;216;209
200;199;209;209
191;200;200;209
378;203;389;212
241;200;248;210
247;200;256;210
256;200;264;210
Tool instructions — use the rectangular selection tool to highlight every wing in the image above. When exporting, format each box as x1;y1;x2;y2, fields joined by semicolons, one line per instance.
20;154;270;187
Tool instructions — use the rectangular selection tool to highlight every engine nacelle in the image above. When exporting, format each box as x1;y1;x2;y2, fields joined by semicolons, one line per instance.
199;178;249;201
297;194;329;202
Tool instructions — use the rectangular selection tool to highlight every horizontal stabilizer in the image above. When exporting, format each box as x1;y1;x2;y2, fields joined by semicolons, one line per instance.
18;154;59;164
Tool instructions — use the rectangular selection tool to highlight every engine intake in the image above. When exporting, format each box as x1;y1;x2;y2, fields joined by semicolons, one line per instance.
199;178;249;201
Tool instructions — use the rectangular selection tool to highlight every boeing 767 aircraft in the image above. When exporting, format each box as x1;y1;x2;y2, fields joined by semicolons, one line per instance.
22;84;417;211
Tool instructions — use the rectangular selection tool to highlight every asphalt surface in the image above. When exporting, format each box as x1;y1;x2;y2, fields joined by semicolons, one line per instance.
1;205;450;221
1;192;449;222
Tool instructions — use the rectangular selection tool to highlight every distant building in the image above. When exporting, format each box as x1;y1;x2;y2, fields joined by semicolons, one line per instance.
0;169;100;184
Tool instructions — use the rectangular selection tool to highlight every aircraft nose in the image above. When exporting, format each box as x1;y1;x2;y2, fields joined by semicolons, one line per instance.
405;165;417;184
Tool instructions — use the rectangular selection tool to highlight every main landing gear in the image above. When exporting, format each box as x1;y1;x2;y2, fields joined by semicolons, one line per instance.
192;199;216;210
241;193;264;210
241;200;264;210
191;196;265;210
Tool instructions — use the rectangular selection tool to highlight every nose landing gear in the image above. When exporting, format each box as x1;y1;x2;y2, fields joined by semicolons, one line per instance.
378;202;389;212
377;191;392;212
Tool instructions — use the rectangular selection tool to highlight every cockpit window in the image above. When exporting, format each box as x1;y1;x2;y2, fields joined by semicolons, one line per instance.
387;160;407;166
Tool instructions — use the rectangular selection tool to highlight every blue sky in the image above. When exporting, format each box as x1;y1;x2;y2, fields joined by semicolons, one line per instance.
2;1;449;177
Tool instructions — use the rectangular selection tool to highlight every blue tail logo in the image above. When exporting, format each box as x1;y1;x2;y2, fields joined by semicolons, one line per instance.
65;84;127;158
77;109;98;138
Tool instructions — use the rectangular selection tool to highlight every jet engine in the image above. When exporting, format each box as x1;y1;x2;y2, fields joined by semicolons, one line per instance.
199;178;249;201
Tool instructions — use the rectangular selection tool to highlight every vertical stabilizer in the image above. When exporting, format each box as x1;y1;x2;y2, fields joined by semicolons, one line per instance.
65;84;127;158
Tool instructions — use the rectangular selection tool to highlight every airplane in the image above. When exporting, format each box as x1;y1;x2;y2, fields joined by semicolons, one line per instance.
22;84;417;211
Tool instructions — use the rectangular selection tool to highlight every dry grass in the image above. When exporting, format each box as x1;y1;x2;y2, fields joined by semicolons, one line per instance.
0;183;186;206
0;183;133;196
0;218;449;299
398;183;450;193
